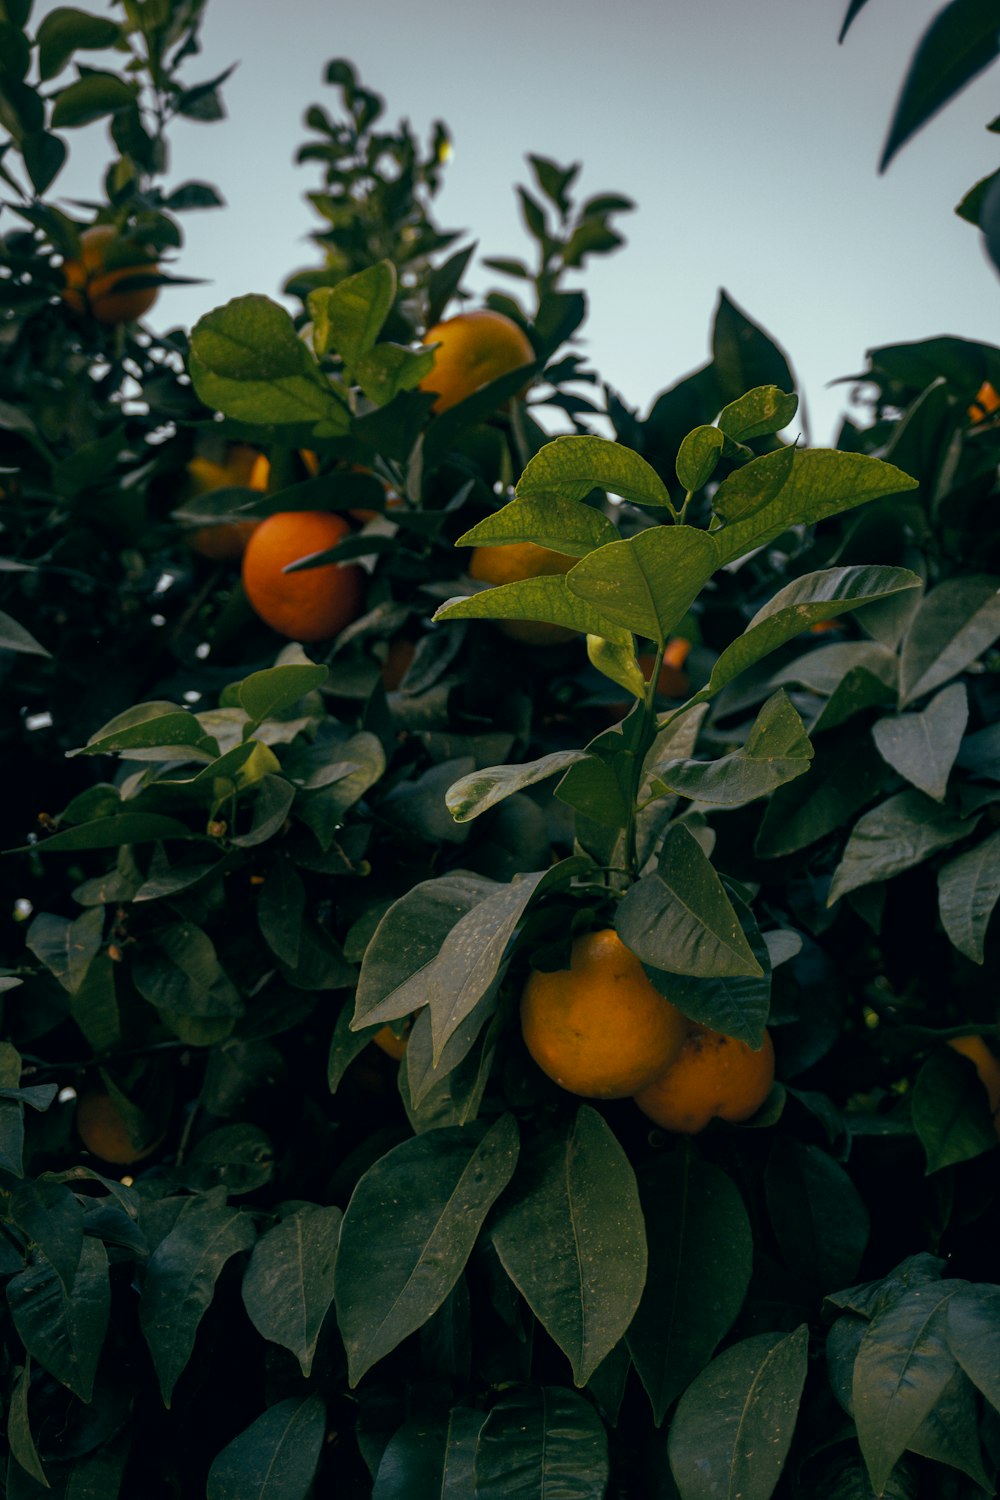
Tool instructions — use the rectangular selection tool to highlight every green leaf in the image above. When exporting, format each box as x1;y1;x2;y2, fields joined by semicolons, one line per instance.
241;1205;340;1377
257;857;305;967
650;690;813;806
628;1151;752;1425
880;0;1000;171
445;750;590;822
641;889;771;1047
373;1408;484;1499
698;566;922;702
132;922;243;1021
898;574;1000;707
7;1362;47;1490
937;826;1000;963
717;385;799;441
456;495;618;556
308;260;395;362
350;342;437;406
675;425;724;492
472;1386;609;1499
433;573;629;644
69;700;208;758
9;1179;84;1296
25;908;103;994
712;292;796;408
37;8;121;81
587;634;647;698
237;663;328;727
772;641;898;701
947;1283;1000;1413
50;71;136;128
906;1366;992;1490
231;775;296;848
335;1115;519;1384
515;434;672;509
872;682;968;802
755;726;887;858
189;296;350;435
827;790;973;905
912;1048;999;1173
711;444;796;525
0;610;50;658
616;824;763;979
7;1239;110;1402
206;1395;326;1500
566;526;719;646
139;1192;256;1406
765;1139;870;1293
852;1282;959;1495
491;1106;646;1386
713;452;917;568
667;1325;809;1500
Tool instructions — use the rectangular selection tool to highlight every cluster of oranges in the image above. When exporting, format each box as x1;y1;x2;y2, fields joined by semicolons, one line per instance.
521;929;775;1133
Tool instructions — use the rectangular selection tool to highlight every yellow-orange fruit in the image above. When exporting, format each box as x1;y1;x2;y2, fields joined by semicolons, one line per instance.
242;511;364;641
75;1089;165;1165
186;446;268;560
373;1023;410;1061
520;929;689;1098
948;1035;1000;1139
419;309;535;413
61;224;160;325
634;1025;775;1134
638;637;692;699
469;540;576;645
968;381;1000;423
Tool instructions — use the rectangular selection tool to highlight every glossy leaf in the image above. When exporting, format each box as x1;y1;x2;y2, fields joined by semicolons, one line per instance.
642;888;771;1047
515;433;672;508
7;1239;109;1402
899;574;1000;706
755;727;887;858
206;1395;326;1500
765;1139;870;1292
827;790;973;905
189;295;350;435
880;0;1000;171
335;1116;518;1384
650;690;812;806
456;495;618;556
616;824;763;978
69;700;208;758
566;526;719;645
912;1048;999;1173
872;681;968;802
711;444;796;525
308;260;395;362
241;1205;341;1377
667;1325;809;1500
139;1192;256;1406
9;1179;83;1295
947;1283;1000;1413
433;573;630;644
132;922;243;1022
717;385;798;441
937;826;1000;962
472;1385;609;1499
446;750;590;822
628;1151;753;1424
373;1407;484;1499
491;1106;646;1386
675;425;724;492
236;663;328;727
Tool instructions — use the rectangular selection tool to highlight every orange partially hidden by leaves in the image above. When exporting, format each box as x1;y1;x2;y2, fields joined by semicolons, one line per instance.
242;511;364;642
381;638;416;691
948;1035;1000;1139
520;929;689;1099
373;1022;411;1061
186;445;269;560
968;381;1000;423
419;309;535;412
61;224;160;326
469;540;576;645
638;638;692;699
633;1024;775;1134
75;1088;165;1166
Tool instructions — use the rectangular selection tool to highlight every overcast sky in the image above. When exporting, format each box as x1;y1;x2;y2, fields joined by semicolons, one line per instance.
30;0;1000;445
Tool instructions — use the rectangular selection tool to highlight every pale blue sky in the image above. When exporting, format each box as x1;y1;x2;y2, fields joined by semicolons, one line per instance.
29;0;1000;444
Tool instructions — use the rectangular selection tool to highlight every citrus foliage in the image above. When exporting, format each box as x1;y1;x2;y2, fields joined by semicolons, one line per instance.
1;8;1000;1500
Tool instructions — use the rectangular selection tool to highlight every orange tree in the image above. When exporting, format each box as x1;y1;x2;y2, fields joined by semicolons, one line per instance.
2;5;1000;1499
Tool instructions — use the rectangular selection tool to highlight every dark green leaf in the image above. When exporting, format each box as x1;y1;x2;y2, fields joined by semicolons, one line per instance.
51;71;136;128
755;727;887;858
335;1115;518;1384
667;1326;809;1500
717;386;799;442
10;1179;84;1295
899;574;1000;706
628;1151;752;1424
37;8;121;81
7;1239;109;1402
237;663;328;726
26;908;102;994
7;1363;46;1489
206;1395;326;1500
308;260;395;362
642;889;771;1047
675;425;724;492
373;1408;484;1499
711;444;796;525
712;292;795;407
257;858;305;968
0;610;50;658
241;1205;340;1378
765;1139;869;1292
69;700;207;758
912;1048;998;1173
566;526;719;645
650;690;812;806
22;129;67;196
880;0;1000;171
445;750;590;822
132;922;243;1021
472;1386;609;1499
937;827;1000;962
491;1106;646;1386
947;1283;1000;1412
827;790;973;905
872;682;968;802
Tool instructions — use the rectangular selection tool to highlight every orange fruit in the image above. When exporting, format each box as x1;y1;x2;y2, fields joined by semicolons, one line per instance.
968;381;1000;423
948;1035;1000;1139
469;541;576;645
75;1088;165;1166
186;446;269;560
380;638;416;691
520;929;689;1099
373;1022;411;1061
638;637;692;699
61;224;160;326
419;309;535;413
242;511;364;642
633;1024;775;1134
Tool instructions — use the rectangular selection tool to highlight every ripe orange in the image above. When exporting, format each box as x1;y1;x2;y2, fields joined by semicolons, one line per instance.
948;1035;1000;1139
242;510;364;641
61;224;160;326
469;541;576;645
75;1088;165;1166
186;445;269;560
520;929;689;1099
633;1024;775;1134
419;309;535;413
638;638;692;699
373;1022;411;1061
968;381;1000;423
